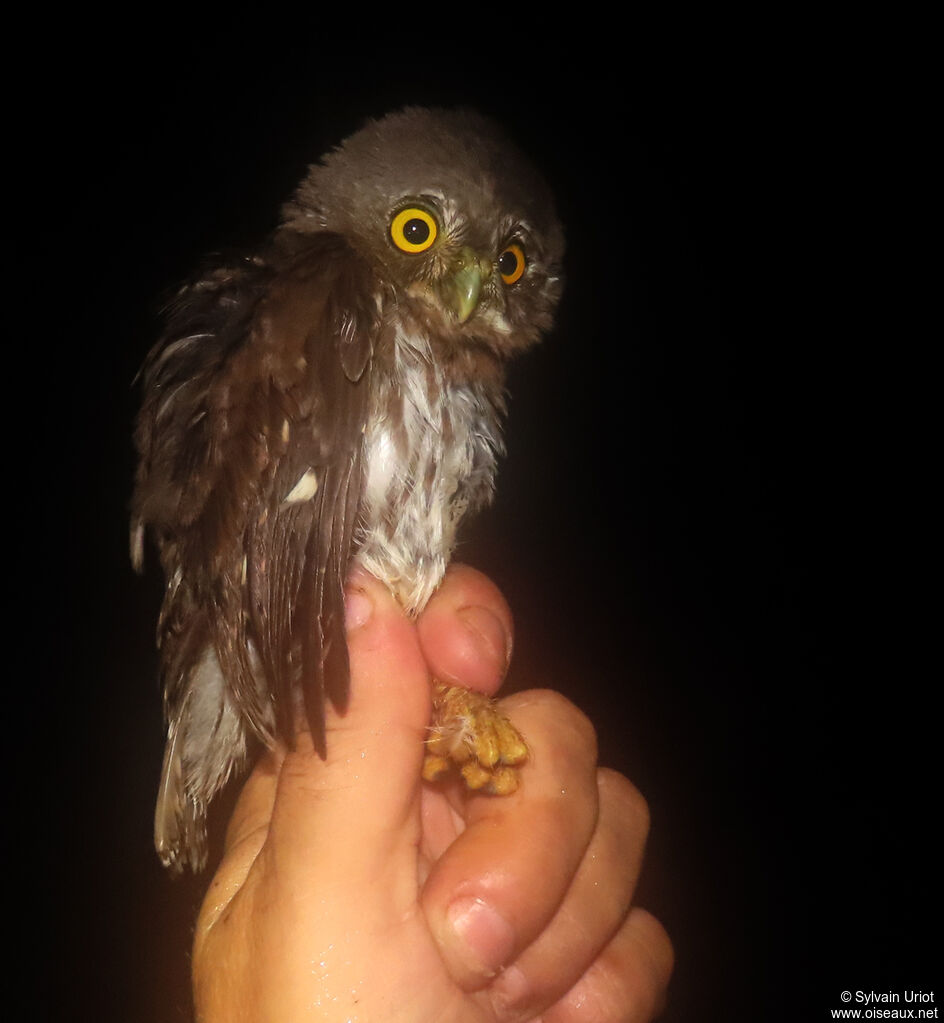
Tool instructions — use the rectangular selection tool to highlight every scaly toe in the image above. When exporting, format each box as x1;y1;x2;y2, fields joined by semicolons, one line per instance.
422;753;453;782
425;682;528;794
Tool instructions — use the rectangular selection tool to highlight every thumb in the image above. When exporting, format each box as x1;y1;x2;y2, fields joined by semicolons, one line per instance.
265;568;431;881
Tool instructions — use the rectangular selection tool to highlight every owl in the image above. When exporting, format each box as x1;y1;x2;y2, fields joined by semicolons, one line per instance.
132;107;564;872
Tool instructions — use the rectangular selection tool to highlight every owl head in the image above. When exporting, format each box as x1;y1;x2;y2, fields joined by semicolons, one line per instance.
281;107;564;354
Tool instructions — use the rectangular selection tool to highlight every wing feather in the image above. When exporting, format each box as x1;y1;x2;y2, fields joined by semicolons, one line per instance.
132;233;378;864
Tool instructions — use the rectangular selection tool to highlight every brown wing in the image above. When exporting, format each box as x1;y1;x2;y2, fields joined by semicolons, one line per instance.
237;238;378;753
133;234;377;868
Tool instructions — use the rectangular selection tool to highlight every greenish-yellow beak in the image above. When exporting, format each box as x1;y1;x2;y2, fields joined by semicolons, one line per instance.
443;247;492;323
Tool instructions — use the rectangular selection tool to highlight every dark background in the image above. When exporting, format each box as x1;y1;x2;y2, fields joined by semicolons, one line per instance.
18;23;935;1022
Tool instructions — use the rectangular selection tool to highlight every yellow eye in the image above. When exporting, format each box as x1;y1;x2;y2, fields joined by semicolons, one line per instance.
390;207;438;253
498;242;526;285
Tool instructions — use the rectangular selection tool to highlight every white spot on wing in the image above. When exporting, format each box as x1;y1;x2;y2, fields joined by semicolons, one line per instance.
282;467;319;505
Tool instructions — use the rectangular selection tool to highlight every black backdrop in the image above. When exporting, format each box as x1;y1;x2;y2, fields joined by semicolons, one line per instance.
19;24;936;1022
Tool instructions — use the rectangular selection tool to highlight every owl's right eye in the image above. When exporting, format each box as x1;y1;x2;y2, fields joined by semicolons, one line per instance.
390;207;438;253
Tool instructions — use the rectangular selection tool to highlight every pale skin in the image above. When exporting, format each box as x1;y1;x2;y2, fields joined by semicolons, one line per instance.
193;565;674;1022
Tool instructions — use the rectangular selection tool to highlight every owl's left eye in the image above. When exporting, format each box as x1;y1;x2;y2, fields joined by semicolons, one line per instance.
498;243;526;285
390;207;438;253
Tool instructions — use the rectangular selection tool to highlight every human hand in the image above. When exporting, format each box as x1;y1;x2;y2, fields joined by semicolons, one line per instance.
192;565;673;1021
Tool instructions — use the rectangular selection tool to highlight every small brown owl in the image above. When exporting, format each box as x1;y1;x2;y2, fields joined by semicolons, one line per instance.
132;107;564;872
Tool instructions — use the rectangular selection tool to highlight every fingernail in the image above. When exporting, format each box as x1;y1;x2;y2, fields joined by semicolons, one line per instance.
345;587;373;631
489;964;532;1013
457;605;511;676
446;896;516;977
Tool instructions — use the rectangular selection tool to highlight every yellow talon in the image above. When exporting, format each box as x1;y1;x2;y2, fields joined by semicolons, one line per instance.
460;762;493;790
422;754;452;782
494;716;529;765
487;766;520;796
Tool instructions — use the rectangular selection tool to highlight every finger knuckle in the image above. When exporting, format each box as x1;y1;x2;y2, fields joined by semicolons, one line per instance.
557;967;657;1023
632;907;676;986
533;688;598;757
598;768;651;833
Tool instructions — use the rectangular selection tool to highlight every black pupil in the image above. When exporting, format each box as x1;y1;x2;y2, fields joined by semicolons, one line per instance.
499;249;519;276
404;218;430;245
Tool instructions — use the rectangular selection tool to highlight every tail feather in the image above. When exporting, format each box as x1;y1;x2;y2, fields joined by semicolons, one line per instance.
155;646;252;872
155;699;207;873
